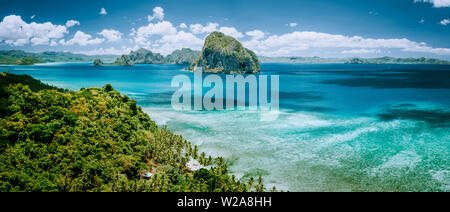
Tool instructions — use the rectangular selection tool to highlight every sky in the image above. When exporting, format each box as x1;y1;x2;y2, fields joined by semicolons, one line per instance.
0;0;449;59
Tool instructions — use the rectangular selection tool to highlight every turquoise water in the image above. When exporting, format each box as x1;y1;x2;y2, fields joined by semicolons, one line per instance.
1;62;449;191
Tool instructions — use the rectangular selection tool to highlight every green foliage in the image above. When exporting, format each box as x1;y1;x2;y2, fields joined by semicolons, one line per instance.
164;48;201;65
0;56;17;64
16;57;43;65
0;72;61;93
188;31;260;74
128;48;165;64
0;73;267;192
110;48;200;66
93;59;104;66
0;55;43;65
111;55;135;66
0;50;116;64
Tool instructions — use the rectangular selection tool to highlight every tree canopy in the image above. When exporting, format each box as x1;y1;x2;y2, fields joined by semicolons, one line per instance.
0;72;266;192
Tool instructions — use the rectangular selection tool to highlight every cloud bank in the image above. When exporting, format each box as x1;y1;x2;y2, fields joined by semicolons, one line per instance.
1;6;450;57
0;15;68;46
147;7;164;21
414;0;450;8
60;31;104;46
65;20;80;28
243;31;450;56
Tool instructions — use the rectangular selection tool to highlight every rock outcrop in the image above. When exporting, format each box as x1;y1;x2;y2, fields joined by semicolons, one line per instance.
127;48;164;64
113;55;135;66
164;48;201;65
110;48;200;66
93;59;104;66
188;31;260;74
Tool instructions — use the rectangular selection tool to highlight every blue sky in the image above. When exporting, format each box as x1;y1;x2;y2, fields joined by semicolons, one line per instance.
0;0;449;59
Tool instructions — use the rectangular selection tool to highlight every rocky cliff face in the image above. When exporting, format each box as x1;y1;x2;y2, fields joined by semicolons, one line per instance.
189;32;260;74
128;48;165;64
93;59;104;66
164;48;201;65
113;55;135;66
111;48;200;66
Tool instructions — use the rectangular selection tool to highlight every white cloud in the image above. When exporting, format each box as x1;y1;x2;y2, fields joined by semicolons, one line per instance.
65;20;80;28
179;23;187;28
155;31;204;55
246;30;265;40
136;21;177;36
244;30;267;50
287;23;298;27
60;31;104;46
75;46;139;55
148;7;164;21
414;0;450;7
131;19;243;55
341;49;382;54
190;23;219;34
99;8;107;15
3;8;450;59
219;26;244;38
98;29;123;42
130;19;204;55
50;40;58;46
31;15;35;19
401;45;450;54
420;19;425;23
440;19;450;25
243;31;450;56
130;28;136;36
133;21;177;46
0;15;68;46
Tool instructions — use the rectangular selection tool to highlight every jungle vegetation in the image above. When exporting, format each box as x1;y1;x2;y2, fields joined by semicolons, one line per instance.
0;50;116;64
188;31;260;74
0;72;269;192
97;48;201;66
0;55;43;65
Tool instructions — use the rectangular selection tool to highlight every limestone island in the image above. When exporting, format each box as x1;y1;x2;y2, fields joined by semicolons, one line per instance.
93;48;201;66
188;31;260;74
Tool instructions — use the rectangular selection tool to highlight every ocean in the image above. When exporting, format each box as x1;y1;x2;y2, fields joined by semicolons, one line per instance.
1;62;449;191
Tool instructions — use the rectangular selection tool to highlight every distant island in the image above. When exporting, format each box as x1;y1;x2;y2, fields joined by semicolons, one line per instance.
0;50;116;65
2;49;449;67
0;55;43;65
94;48;201;66
96;32;262;74
188;31;260;74
259;56;450;65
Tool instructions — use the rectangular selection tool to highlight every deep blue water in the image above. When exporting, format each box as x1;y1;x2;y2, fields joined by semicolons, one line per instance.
1;62;449;191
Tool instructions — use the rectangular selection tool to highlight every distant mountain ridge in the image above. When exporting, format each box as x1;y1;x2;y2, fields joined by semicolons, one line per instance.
127;48;165;64
96;48;201;66
344;57;450;64
259;56;450;64
2;49;449;66
0;50;116;65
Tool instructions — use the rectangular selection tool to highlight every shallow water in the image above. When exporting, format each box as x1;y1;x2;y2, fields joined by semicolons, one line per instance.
2;62;449;191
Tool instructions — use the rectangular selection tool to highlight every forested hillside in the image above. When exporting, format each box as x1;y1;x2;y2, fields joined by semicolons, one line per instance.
0;50;116;64
0;72;266;192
